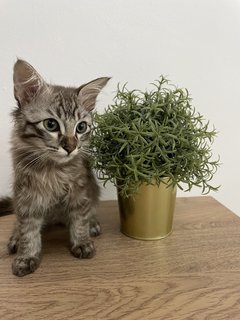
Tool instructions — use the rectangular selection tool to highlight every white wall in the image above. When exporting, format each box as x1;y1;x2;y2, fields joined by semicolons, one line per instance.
0;0;239;215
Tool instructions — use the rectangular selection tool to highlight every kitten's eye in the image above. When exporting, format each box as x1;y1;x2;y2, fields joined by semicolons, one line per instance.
43;119;59;132
76;121;88;134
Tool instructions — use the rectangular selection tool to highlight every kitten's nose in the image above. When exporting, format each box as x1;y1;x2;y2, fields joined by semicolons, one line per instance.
61;136;77;154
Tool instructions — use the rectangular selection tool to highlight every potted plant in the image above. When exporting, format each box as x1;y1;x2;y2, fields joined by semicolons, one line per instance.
90;76;220;240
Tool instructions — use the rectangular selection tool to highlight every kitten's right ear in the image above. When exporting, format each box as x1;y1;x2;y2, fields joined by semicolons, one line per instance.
13;59;46;108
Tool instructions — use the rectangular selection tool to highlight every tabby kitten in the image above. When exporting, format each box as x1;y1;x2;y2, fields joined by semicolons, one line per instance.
2;59;110;277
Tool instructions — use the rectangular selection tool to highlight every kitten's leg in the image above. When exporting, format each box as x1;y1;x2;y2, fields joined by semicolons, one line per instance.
8;221;21;254
12;216;43;277
69;203;96;259
89;207;101;237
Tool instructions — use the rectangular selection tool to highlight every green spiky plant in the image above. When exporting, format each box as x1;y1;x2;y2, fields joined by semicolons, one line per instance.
90;76;220;197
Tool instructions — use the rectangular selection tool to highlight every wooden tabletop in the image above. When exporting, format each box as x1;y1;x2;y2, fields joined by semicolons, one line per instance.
0;196;240;320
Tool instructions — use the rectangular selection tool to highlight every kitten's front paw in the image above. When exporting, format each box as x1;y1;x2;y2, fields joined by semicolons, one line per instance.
12;256;40;277
71;241;96;259
89;218;101;237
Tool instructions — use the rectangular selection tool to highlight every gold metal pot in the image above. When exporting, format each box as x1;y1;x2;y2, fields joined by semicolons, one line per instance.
117;178;177;240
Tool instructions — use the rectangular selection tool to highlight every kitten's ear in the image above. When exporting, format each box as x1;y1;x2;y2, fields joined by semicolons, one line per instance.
13;59;46;107
77;77;111;111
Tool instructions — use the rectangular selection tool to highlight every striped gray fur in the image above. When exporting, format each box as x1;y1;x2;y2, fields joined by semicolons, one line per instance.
1;59;110;277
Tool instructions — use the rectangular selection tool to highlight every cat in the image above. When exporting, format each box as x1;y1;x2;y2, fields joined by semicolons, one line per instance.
0;59;110;277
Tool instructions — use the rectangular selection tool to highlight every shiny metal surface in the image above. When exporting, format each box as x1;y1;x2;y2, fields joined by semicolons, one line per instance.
117;179;177;240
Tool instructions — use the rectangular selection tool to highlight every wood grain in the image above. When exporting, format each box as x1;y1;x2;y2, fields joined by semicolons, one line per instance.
0;196;240;319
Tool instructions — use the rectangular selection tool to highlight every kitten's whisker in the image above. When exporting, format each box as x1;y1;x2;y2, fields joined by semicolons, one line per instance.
46;146;59;152
19;156;42;171
79;149;91;160
20;152;49;171
80;146;91;154
30;155;49;170
33;154;50;171
81;150;90;156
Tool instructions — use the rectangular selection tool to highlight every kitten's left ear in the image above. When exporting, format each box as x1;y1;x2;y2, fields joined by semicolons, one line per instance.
77;77;111;111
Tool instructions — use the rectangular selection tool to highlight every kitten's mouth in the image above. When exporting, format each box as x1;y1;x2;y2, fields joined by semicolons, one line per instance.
47;146;78;162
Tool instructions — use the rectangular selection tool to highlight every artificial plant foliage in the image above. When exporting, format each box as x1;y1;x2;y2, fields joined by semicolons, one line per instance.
91;76;220;197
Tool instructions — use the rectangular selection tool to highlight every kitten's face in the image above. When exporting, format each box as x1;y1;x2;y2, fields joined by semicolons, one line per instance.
20;89;93;163
13;60;110;164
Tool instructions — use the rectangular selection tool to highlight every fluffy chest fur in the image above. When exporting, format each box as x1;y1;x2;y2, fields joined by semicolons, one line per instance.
13;156;91;216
